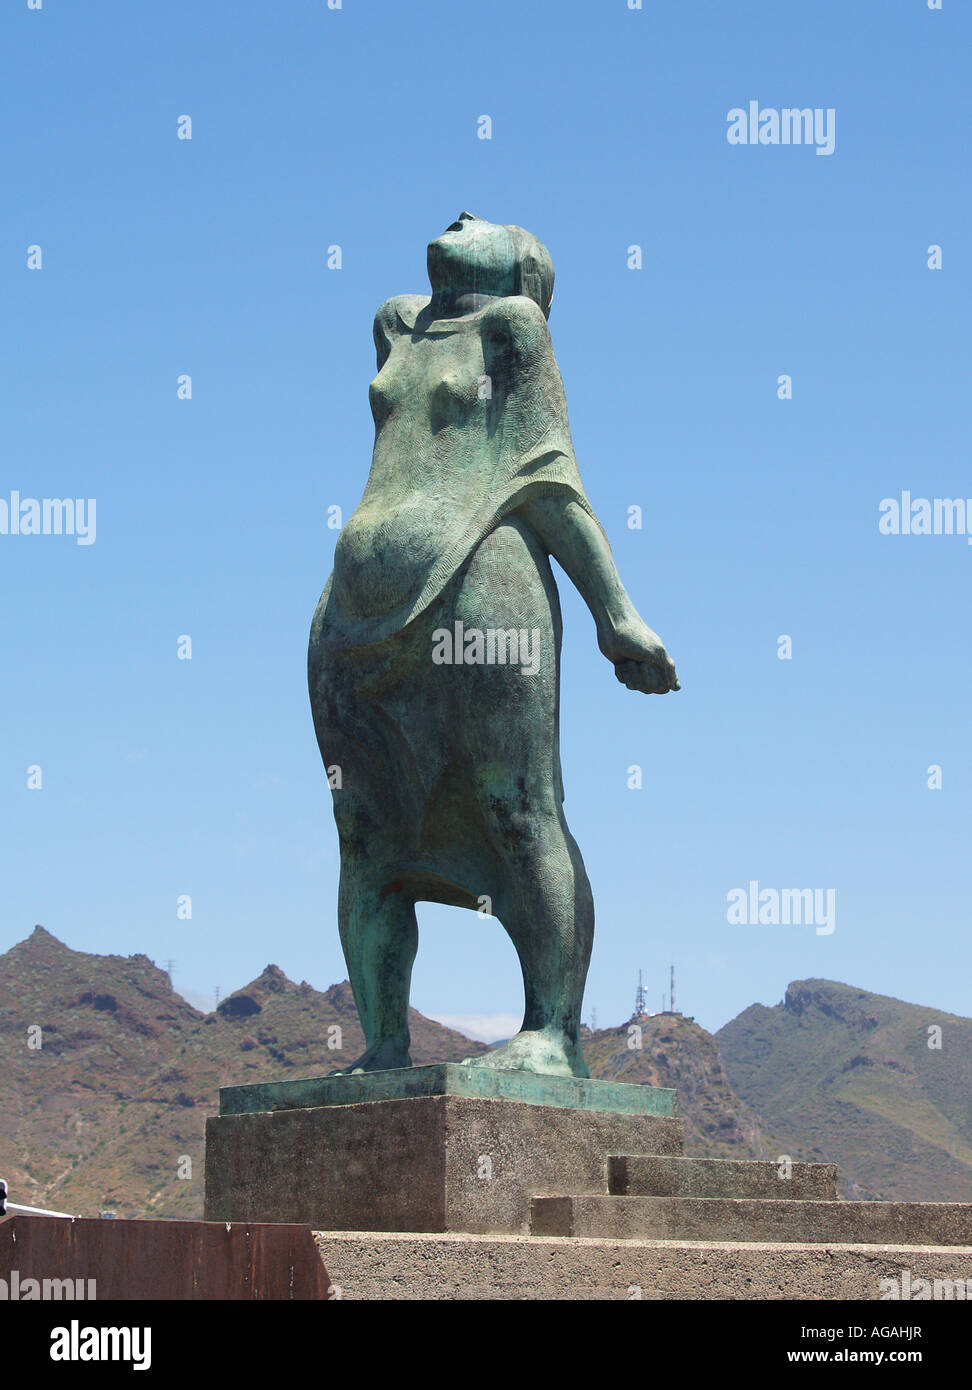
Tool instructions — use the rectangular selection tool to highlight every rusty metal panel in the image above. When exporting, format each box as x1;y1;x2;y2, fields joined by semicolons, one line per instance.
0;1215;332;1300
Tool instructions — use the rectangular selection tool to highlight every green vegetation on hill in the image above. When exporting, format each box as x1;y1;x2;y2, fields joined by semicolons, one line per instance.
717;979;972;1201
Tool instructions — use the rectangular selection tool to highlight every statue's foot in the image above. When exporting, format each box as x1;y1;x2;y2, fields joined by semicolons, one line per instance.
460;1027;589;1079
329;1039;412;1075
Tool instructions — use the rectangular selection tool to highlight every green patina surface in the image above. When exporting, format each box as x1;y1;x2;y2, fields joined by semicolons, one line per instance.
219;1064;676;1118
306;212;680;1081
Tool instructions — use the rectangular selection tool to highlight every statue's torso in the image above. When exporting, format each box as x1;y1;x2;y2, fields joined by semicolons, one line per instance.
333;305;493;622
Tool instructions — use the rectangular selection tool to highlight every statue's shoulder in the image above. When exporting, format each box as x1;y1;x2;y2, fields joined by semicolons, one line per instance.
480;295;550;355
479;297;553;385
374;294;430;334
481;294;547;332
373;295;429;367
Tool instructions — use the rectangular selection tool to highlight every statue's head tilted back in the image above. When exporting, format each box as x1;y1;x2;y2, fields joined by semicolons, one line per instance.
427;211;554;318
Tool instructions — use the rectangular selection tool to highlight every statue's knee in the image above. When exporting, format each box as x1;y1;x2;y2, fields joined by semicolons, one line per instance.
482;793;560;857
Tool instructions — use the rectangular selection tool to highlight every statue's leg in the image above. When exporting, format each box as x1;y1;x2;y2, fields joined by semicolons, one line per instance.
331;850;418;1073
474;792;594;1078
311;653;422;1074
447;516;593;1078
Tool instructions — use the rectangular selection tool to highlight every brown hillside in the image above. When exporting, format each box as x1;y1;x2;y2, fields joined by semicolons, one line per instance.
584;1012;772;1160
0;926;486;1220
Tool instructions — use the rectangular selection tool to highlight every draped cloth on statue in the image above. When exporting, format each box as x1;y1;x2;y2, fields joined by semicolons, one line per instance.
311;293;605;657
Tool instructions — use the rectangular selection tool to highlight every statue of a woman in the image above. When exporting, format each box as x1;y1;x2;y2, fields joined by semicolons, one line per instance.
309;212;679;1078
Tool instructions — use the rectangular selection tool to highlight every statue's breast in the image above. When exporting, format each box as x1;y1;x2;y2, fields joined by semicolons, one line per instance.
428;369;481;428
335;325;495;621
369;326;487;435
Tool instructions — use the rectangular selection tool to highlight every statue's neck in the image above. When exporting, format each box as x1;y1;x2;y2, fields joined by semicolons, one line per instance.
428;289;503;318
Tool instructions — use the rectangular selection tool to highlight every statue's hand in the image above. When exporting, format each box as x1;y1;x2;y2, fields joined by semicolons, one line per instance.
599;617;680;694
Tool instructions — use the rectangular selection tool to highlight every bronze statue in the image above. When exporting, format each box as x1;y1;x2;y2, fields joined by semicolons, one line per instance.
309;212;678;1077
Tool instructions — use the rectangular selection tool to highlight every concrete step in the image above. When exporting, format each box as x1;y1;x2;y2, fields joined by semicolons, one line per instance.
531;1195;972;1246
315;1230;972;1300
608;1154;838;1201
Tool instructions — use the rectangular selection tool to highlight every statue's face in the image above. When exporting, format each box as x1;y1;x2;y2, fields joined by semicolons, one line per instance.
427;212;516;296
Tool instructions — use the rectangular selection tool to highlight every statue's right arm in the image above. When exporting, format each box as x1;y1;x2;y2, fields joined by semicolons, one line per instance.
522;496;679;694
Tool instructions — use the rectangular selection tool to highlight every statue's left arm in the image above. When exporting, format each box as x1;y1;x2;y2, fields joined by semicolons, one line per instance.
485;296;679;696
522;495;679;695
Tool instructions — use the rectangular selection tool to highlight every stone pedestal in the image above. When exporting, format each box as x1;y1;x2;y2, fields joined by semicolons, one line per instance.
204;1063;972;1298
204;1064;679;1235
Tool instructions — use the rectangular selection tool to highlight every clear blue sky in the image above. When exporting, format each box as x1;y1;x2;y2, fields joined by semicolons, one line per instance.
2;1;969;1038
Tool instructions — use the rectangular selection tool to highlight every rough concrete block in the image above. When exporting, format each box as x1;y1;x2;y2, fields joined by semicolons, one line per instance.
608;1154;839;1200
313;1230;972;1301
205;1094;683;1233
531;1194;972;1245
